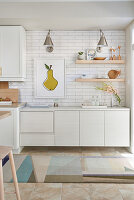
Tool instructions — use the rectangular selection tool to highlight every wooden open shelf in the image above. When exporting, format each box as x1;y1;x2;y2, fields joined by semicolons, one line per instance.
75;60;125;64
75;78;125;82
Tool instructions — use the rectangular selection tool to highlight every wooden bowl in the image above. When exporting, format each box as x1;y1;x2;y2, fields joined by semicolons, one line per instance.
94;57;106;60
108;70;121;79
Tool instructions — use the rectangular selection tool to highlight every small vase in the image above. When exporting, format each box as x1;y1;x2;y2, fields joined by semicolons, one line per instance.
111;96;114;107
111;95;120;107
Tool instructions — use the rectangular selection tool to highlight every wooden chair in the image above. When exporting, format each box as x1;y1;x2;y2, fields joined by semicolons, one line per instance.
0;146;21;200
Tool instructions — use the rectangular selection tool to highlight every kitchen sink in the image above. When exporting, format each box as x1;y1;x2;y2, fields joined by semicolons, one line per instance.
27;104;50;108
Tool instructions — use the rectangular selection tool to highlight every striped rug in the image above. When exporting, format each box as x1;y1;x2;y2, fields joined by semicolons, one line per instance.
3;155;134;183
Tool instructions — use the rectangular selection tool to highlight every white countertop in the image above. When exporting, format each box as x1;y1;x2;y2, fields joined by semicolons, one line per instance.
0;102;26;108
0;102;129;111
20;106;130;111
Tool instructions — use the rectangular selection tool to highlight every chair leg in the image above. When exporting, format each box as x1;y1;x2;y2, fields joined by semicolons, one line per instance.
0;159;4;200
8;151;21;200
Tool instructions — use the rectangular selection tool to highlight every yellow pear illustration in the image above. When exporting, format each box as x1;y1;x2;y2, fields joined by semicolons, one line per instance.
43;64;58;91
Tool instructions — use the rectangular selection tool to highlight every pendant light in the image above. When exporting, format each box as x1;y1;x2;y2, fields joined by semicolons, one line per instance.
97;29;108;52
44;30;53;52
97;29;108;47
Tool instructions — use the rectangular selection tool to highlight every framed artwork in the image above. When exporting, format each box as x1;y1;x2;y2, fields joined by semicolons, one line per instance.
34;58;65;98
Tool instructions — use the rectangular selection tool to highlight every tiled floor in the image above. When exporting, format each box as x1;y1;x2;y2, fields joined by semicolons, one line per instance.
4;147;134;200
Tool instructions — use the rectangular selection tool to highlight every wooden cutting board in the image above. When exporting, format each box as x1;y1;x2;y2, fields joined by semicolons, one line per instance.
0;89;19;103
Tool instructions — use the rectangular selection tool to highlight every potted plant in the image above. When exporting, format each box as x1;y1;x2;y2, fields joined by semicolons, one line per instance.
77;52;85;60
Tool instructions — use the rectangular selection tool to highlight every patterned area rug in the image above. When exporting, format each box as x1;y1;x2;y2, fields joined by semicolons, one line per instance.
3;155;134;183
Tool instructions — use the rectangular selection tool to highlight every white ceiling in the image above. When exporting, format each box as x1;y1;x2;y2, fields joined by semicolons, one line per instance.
0;2;133;30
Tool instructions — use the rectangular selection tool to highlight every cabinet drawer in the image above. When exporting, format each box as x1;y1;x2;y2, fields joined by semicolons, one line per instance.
20;133;54;146
20;112;53;133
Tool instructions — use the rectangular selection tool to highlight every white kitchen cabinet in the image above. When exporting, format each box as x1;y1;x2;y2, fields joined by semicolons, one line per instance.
0;112;13;146
20;111;53;133
55;111;79;146
80;111;104;146
105;111;130;146
20;111;54;146
19;108;130;148
0;26;26;81
0;107;21;152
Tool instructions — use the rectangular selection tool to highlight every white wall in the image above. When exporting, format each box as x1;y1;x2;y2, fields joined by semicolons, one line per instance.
9;30;126;107
126;21;134;153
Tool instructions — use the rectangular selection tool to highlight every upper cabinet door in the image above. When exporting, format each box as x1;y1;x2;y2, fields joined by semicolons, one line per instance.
105;111;130;146
55;111;79;146
80;111;105;146
0;26;26;81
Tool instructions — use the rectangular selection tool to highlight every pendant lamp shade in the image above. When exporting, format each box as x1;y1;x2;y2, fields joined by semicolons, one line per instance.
97;30;108;47
44;30;53;46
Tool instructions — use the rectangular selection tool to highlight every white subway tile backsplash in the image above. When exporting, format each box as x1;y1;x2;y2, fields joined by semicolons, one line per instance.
9;30;126;106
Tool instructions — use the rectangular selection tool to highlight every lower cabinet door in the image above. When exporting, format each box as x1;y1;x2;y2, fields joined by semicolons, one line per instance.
55;111;79;146
80;111;104;146
105;111;130;146
0;113;14;147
